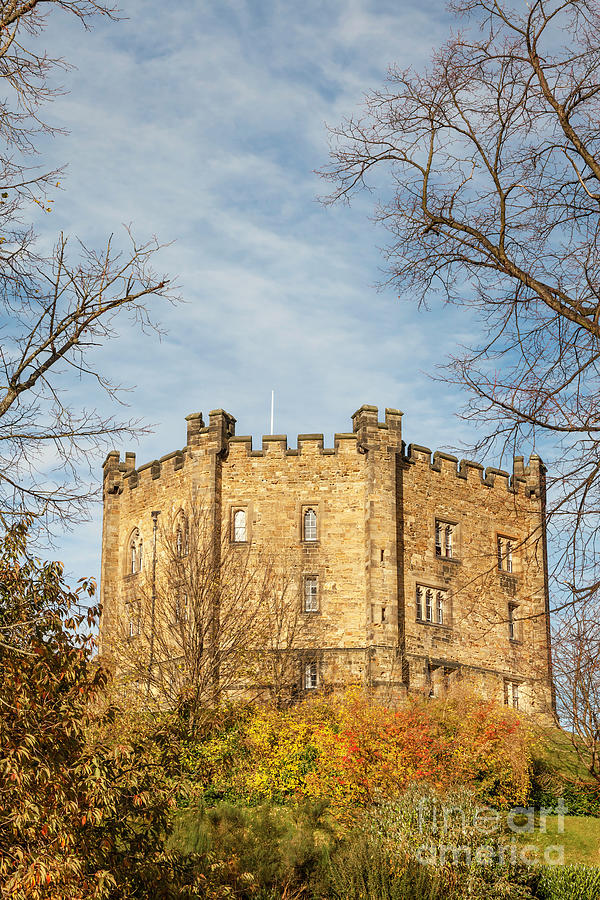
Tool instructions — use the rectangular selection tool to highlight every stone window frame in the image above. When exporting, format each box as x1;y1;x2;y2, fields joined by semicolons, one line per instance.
298;501;322;545
497;532;519;575
174;585;189;625
125;527;143;578
507;600;521;643
503;678;522;710
174;508;189;558
303;658;318;690
228;502;252;544
302;574;320;614
126;599;141;640
413;577;453;629
433;515;461;563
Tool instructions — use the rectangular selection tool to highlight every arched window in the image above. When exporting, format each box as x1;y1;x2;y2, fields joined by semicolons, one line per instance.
233;509;246;543
128;528;142;575
416;586;423;621
303;508;317;542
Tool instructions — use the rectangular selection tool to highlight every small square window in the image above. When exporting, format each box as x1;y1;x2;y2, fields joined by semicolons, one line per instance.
435;520;456;559
304;576;319;613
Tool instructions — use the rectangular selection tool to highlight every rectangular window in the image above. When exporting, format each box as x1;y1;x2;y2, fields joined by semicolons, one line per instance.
435;520;456;559
304;576;318;613
175;589;189;624
416;586;423;621
303;508;318;542
127;600;141;639
436;591;444;625
232;508;247;542
498;536;515;572
416;584;448;625
381;605;387;623
508;602;518;641
504;680;520;709
304;661;318;690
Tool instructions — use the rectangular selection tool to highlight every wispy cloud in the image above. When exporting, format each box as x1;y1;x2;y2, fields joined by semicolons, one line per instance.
26;0;482;584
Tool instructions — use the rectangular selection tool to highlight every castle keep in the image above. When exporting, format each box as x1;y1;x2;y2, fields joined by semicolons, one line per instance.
99;405;554;714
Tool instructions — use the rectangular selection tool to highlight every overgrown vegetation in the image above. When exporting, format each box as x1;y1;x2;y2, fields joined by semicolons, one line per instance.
3;521;600;898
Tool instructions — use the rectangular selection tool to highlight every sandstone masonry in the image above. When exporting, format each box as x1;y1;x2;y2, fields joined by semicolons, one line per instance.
99;405;554;715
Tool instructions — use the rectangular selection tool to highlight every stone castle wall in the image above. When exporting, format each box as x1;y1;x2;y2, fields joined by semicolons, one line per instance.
99;405;554;715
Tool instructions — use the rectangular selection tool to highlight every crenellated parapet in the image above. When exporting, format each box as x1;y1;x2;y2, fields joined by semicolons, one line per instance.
101;404;543;498
405;443;544;498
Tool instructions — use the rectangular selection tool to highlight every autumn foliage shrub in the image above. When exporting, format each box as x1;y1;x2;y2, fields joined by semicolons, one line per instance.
182;687;533;813
0;523;193;900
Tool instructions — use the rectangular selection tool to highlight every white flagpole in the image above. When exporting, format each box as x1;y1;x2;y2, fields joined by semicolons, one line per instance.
270;390;274;435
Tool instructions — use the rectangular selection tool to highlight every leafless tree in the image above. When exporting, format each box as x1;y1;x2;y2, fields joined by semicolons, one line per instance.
553;604;600;783
249;549;314;708
110;499;310;731
320;0;600;612
0;2;176;533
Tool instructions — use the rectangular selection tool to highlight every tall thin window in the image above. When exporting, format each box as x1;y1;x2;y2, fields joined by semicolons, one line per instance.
435;520;456;558
416;586;423;621
445;525;453;558
128;600;141;639
304;576;318;612
504;680;520;709
303;508;317;542
498;536;515;572
128;528;142;575
175;589;189;624
425;589;433;623
508;603;517;641
304;661;318;690
506;540;513;573
436;591;444;625
176;528;183;557
233;509;247;542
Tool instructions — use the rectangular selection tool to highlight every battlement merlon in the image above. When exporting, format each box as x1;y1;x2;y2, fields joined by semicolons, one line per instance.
351;405;403;450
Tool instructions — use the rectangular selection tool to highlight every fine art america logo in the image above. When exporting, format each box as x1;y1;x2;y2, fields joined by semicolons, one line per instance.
415;797;567;866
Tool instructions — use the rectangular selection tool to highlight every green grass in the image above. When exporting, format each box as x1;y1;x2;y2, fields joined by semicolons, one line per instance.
517;815;600;866
533;725;591;782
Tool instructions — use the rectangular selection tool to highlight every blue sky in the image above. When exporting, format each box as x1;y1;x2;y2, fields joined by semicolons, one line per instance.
30;0;490;585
